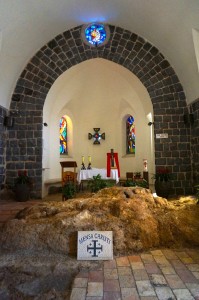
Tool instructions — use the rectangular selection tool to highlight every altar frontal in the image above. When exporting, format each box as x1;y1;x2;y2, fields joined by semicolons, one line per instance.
77;231;113;260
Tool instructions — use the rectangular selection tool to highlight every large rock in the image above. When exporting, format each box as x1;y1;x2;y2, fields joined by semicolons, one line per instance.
0;187;199;299
0;253;101;299
1;187;199;256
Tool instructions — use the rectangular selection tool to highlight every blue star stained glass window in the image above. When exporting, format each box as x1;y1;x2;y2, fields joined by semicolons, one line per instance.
82;23;110;47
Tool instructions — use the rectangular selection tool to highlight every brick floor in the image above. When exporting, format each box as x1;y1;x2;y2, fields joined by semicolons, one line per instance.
0;199;43;224
70;248;199;299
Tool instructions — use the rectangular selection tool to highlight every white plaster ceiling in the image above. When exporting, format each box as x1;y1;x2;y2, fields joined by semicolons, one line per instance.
0;0;199;108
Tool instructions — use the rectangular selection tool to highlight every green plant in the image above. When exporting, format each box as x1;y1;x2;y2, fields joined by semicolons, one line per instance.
62;182;76;199
152;167;173;182
124;179;149;188
15;170;32;185
88;174;114;193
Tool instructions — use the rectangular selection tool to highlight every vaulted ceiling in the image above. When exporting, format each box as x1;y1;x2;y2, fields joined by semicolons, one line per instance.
0;0;199;108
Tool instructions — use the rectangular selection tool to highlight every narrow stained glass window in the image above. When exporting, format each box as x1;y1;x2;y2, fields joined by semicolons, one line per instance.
126;115;135;154
60;116;68;155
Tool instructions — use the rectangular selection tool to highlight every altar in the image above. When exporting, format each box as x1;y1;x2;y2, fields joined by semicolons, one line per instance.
77;168;119;184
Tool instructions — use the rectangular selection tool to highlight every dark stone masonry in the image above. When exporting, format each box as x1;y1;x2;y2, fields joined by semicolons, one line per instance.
1;24;198;197
190;98;199;188
0;105;7;187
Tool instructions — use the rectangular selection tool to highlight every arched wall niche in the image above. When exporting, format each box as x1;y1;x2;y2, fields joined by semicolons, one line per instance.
42;58;153;197
7;24;192;197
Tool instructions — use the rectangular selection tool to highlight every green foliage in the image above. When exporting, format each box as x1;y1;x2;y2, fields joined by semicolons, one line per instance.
88;174;114;193
124;179;149;188
62;182;76;199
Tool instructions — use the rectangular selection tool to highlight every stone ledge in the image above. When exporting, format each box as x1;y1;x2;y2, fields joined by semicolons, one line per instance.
44;178;62;185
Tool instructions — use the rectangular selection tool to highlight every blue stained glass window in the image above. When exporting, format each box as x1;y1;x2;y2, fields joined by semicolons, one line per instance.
126;115;135;154
60;116;68;155
85;24;107;46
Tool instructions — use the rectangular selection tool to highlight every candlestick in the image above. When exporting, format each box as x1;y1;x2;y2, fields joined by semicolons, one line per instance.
82;156;84;163
87;156;92;169
143;159;148;171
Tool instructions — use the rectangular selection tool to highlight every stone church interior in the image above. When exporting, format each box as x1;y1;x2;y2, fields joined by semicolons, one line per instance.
0;1;199;299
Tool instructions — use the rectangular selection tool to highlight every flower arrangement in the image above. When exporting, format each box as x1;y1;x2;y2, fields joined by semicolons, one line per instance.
15;170;32;185
153;167;172;182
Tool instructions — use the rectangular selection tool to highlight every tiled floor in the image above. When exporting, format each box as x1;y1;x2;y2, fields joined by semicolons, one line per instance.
0;192;62;224
0;199;43;224
70;249;199;300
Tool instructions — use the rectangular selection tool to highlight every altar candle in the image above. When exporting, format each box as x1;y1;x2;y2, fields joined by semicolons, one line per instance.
88;156;91;163
82;156;84;163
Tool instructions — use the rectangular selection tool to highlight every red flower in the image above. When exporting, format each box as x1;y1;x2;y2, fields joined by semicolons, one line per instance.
156;168;170;174
15;170;32;185
153;167;172;182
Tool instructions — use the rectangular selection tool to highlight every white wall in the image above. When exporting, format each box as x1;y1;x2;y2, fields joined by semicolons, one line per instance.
43;58;154;196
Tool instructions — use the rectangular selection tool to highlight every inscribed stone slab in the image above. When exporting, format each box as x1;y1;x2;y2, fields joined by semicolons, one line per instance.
78;231;113;260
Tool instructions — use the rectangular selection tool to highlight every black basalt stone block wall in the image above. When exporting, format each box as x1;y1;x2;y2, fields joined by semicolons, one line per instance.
0;105;7;188
7;24;194;197
190;98;199;187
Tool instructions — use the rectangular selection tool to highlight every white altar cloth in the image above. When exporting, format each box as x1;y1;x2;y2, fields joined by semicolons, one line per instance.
77;168;119;184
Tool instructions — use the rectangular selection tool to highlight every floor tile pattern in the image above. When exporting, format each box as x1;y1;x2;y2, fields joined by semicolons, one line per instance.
70;249;199;300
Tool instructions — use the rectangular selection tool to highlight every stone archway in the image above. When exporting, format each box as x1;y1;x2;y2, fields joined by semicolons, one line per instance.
8;24;191;197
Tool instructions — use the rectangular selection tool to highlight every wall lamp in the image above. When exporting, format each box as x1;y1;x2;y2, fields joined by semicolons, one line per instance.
148;122;154;126
4;116;14;128
43;122;48;127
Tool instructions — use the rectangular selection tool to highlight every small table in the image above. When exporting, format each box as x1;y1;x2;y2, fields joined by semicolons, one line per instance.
77;168;119;184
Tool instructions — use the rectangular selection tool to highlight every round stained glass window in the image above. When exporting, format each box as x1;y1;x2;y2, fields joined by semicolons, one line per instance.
82;23;110;47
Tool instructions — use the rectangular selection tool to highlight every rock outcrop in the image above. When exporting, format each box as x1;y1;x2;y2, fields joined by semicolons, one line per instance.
0;187;199;299
1;187;199;256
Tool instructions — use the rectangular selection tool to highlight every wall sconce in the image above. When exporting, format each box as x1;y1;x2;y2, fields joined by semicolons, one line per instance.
10;109;19;115
43;122;48;127
4;116;14;128
148;122;154;126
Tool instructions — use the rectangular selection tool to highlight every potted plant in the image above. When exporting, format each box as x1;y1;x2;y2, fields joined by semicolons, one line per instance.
62;181;76;200
152;167;173;199
14;170;32;202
